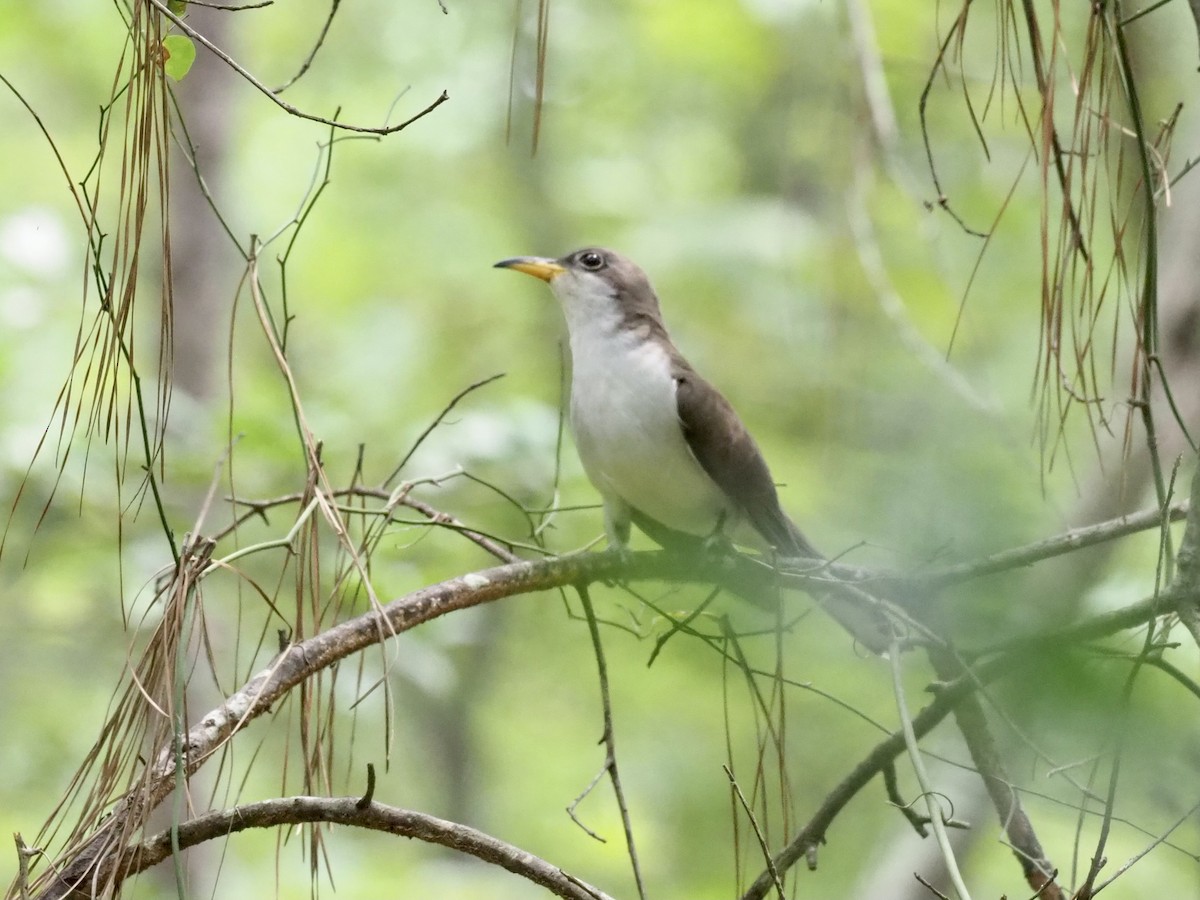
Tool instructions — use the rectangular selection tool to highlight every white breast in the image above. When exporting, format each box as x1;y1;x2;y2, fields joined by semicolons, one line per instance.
567;320;732;537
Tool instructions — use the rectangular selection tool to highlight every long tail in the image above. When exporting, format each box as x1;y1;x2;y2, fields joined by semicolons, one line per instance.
780;513;893;653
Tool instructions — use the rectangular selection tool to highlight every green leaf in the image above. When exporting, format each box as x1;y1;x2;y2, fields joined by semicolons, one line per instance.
162;35;195;81
168;0;188;13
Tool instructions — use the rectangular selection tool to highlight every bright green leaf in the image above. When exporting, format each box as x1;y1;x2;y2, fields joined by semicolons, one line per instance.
168;0;188;12
162;34;195;81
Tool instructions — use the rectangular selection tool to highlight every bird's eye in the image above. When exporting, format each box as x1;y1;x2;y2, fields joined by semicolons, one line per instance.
578;251;605;271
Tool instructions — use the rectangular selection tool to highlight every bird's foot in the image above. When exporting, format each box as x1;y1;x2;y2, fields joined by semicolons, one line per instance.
601;542;634;586
700;529;737;561
700;510;736;558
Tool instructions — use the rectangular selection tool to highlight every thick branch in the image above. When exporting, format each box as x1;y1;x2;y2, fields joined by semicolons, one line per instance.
36;551;766;898
117;796;614;900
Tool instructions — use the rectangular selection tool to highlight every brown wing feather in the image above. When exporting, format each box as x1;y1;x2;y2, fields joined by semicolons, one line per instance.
672;363;821;559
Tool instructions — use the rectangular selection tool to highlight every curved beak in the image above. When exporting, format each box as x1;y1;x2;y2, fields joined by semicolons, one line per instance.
493;256;566;282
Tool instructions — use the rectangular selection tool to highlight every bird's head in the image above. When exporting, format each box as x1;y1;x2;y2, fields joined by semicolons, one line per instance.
494;247;660;334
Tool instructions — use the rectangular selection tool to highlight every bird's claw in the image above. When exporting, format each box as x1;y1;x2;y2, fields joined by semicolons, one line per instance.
701;530;736;560
602;543;634;586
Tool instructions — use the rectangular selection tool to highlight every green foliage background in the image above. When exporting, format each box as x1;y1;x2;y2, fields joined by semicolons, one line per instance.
1;1;1197;898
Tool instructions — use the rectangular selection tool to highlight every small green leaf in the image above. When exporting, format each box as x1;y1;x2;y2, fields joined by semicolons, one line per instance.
168;0;188;12
162;35;196;81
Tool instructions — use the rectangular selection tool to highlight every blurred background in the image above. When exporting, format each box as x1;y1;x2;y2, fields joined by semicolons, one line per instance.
2;1;1198;897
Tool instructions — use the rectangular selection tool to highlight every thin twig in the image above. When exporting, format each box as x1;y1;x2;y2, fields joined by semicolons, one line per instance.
724;765;785;899
383;373;506;487
575;585;648;900
221;483;519;563
1091;794;1200;893
918;2;989;238
182;0;274;8
13;834;42;900
273;0;342;93
149;0;448;135
914;873;952;900
889;640;973;900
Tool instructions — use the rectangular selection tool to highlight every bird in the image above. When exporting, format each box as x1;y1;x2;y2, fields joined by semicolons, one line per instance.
495;247;893;649
494;247;821;560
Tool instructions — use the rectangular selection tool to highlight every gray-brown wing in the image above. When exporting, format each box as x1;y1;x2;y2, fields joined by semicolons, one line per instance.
673;364;822;559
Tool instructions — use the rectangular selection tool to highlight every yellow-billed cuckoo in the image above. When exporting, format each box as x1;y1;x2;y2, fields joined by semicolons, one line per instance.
494;247;821;560
495;247;896;650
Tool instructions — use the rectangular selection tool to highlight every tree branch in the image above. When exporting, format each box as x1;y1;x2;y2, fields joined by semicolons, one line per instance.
914;501;1188;590
927;649;1064;900
112;795;615;900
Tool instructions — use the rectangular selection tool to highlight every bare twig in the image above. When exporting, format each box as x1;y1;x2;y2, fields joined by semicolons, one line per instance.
575;585;648;900
883;760;931;837
183;0;273;9
914;873;952;900
273;0;342;93
149;0;448;135
1091;793;1200;893
245;242;385;614
13;835;42;900
1074;630;1158;899
1076;461;1200;897
222;483;520;563
724;765;785;900
889;641;973;900
918;2;989;238
383;373;506;487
